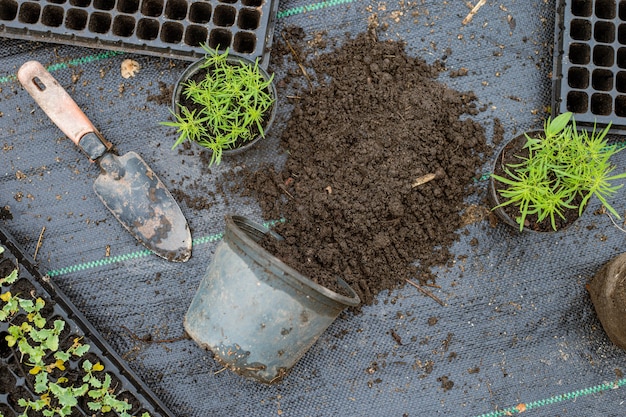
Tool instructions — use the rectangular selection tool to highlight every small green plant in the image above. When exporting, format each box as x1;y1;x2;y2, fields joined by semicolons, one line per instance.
162;45;275;166
83;360;133;415
491;112;626;231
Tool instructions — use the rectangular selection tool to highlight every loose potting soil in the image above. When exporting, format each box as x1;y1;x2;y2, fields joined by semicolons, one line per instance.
240;29;491;305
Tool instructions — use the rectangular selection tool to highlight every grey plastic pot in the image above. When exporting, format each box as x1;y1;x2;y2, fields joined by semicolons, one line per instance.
184;215;360;384
172;53;277;157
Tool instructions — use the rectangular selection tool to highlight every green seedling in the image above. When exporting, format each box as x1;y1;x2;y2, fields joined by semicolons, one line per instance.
0;290;20;320
492;112;626;231
19;379;89;417
0;253;18;285
85;370;133;416
82;359;106;386
162;45;275;166
6;318;65;369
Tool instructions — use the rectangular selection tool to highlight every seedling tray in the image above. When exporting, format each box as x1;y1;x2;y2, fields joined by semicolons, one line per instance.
553;0;626;133
0;225;174;417
0;0;278;67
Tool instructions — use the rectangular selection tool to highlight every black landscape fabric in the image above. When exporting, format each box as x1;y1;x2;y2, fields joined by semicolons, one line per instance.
2;1;626;416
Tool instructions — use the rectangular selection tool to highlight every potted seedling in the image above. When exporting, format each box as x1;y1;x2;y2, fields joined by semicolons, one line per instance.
489;112;626;232
163;46;277;166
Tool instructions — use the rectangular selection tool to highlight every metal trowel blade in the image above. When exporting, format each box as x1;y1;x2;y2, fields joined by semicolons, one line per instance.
94;152;192;262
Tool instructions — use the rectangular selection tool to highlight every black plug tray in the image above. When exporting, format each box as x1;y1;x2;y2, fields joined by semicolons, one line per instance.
0;225;174;417
0;0;278;67
553;0;626;133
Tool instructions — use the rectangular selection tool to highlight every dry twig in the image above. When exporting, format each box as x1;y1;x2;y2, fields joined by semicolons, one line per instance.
412;173;437;188
34;226;45;261
606;211;626;233
462;0;487;25
405;279;447;306
282;33;313;93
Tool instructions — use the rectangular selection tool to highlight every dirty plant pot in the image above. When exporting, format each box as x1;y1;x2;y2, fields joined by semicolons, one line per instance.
171;53;277;161
184;215;360;383
587;253;626;350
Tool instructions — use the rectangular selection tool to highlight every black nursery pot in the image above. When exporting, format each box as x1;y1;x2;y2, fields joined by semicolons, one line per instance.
489;130;584;233
172;54;277;157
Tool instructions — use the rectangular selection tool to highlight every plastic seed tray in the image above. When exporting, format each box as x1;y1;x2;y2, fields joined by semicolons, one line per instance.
0;225;174;417
553;0;626;133
0;0;278;66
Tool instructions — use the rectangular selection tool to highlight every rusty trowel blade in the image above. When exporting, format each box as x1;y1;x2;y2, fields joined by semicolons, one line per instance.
94;152;192;262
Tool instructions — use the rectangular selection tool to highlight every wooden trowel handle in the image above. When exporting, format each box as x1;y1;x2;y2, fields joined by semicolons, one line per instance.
17;61;111;149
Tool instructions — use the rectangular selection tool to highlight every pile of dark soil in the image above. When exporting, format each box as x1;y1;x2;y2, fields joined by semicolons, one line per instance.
241;29;491;306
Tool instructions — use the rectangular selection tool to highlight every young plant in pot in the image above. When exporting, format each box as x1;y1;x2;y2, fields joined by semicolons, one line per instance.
490;112;626;232
162;46;277;166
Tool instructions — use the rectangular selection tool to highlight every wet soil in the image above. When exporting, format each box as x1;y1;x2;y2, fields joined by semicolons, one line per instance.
240;29;491;306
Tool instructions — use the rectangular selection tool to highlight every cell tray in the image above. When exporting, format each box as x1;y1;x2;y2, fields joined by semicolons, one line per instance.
553;0;626;133
0;0;278;67
0;224;174;417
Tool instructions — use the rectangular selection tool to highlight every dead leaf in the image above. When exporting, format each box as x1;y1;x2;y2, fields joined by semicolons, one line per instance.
121;59;140;78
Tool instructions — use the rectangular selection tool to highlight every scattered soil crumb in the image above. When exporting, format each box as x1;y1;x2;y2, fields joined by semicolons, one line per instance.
147;81;174;106
492;117;505;145
0;206;12;220
449;67;469;77
437;375;454;391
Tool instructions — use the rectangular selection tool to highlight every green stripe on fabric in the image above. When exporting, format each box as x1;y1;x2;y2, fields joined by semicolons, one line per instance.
0;74;16;84
45;50;125;72
475;378;626;417
277;0;357;19
46;231;223;277
45;219;283;277
0;50;124;85
47;249;152;277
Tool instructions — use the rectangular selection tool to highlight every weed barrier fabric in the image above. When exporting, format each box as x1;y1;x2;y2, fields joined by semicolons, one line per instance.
1;1;626;416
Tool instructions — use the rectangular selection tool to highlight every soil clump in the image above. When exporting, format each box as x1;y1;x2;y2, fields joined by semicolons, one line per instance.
587;252;626;350
240;29;491;306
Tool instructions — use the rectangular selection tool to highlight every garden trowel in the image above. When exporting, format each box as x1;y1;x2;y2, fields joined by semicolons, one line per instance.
17;61;192;262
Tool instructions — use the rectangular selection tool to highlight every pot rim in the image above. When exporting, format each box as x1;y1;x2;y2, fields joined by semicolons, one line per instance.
224;215;361;308
171;52;278;156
